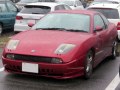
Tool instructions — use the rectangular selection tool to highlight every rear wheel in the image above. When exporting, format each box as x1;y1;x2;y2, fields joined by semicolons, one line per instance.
111;41;118;59
117;36;120;42
84;50;94;79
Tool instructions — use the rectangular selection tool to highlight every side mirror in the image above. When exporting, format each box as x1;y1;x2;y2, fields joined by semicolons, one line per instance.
28;22;35;27
94;26;103;32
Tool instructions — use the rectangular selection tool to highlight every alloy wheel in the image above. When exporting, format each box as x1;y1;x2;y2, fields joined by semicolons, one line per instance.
84;50;93;79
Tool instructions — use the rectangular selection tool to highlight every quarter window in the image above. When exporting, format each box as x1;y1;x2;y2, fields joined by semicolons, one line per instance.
94;14;105;30
101;14;109;27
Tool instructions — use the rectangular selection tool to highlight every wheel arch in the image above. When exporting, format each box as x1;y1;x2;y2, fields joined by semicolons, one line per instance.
90;47;95;59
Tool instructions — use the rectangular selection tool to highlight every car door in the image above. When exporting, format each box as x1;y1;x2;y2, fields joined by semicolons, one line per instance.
93;14;109;64
100;14;114;53
0;2;11;28
6;1;18;27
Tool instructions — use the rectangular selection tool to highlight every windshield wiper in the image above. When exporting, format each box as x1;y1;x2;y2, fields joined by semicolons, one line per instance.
35;28;88;32
66;29;88;32
35;28;67;31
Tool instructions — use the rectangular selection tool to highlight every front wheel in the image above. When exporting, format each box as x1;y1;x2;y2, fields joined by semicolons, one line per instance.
111;41;118;59
84;50;94;79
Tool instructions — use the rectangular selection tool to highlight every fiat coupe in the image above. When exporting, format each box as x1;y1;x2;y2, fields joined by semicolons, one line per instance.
2;10;117;79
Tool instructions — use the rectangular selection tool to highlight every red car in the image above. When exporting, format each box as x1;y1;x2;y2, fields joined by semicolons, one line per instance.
2;10;117;79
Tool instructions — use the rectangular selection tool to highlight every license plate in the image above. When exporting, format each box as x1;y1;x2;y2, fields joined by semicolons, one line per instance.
19;20;27;24
19;20;35;24
22;62;38;73
27;20;35;24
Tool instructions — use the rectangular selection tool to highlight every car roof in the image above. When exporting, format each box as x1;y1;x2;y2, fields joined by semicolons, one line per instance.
26;2;65;7
50;10;98;16
89;3;120;9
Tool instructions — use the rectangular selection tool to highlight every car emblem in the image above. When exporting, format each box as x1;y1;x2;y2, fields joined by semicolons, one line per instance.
31;50;36;53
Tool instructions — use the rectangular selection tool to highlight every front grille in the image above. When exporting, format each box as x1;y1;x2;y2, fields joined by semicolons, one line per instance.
14;54;52;63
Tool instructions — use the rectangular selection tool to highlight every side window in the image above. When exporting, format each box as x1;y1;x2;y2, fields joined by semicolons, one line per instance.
94;14;105;30
55;5;65;10
7;2;17;12
64;5;71;10
0;4;7;12
101;14;109;27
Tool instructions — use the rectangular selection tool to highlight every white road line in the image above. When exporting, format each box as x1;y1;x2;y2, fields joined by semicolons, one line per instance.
0;67;4;72
105;73;120;90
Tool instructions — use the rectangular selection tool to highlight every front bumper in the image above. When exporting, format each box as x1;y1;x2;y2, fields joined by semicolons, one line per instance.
2;57;84;79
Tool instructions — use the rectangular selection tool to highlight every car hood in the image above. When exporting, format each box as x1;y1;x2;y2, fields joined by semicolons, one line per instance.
8;30;91;61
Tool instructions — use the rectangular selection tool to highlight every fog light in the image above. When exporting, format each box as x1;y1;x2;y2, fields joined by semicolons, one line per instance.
51;58;63;64
6;54;15;60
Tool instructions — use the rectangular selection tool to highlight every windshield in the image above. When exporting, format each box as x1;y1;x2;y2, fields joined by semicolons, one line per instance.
20;5;51;14
89;8;119;19
32;13;90;32
90;1;119;5
19;0;38;3
56;0;74;6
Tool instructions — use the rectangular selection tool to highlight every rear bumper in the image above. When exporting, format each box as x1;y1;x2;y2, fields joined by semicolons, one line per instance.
2;57;84;79
118;30;120;40
14;24;31;32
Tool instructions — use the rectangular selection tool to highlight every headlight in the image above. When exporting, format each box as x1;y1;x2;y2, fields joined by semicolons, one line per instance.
6;54;15;60
51;58;63;64
55;44;76;54
7;40;19;50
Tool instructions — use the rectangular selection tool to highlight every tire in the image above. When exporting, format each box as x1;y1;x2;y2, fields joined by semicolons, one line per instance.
84;50;94;79
117;36;120;42
117;38;120;43
111;41;118;59
10;26;14;32
14;31;19;34
0;24;3;35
